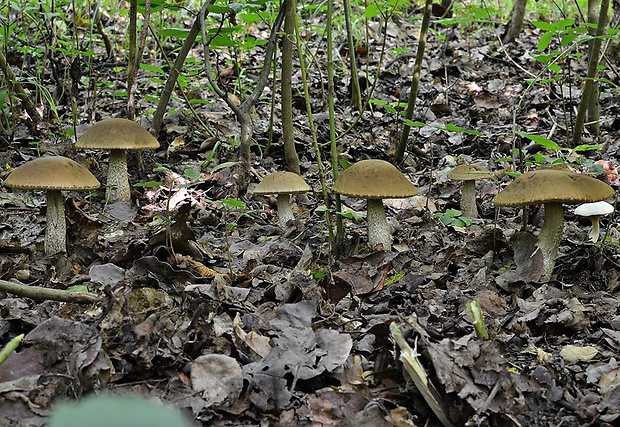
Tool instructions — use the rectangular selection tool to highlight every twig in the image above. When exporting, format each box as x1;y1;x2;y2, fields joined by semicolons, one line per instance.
0;279;101;304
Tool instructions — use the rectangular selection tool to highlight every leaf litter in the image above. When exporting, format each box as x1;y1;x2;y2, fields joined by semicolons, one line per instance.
1;5;620;427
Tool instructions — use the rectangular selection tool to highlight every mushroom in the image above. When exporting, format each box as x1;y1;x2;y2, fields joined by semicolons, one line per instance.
4;156;100;255
332;159;418;251
253;171;310;227
574;201;614;243
493;169;614;281
448;164;492;218
76;118;159;203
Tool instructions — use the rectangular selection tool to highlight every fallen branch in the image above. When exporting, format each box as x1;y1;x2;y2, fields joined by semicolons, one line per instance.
0;279;101;304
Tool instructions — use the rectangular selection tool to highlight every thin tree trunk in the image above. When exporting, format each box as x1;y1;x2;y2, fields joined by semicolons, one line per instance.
586;0;601;136
344;0;362;111
200;2;286;195
0;50;42;128
281;0;301;175
326;0;345;247
503;0;527;43
151;1;210;137
394;0;432;165
573;0;608;146
127;0;138;119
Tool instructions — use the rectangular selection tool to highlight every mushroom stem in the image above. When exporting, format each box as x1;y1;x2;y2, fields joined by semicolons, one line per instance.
588;216;602;242
537;202;565;282
276;193;294;227
45;190;67;255
367;199;391;251
106;149;130;202
460;180;478;218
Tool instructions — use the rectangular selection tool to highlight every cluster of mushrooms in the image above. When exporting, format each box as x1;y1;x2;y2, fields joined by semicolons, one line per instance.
254;160;616;283
3;118;159;256
2;120;617;282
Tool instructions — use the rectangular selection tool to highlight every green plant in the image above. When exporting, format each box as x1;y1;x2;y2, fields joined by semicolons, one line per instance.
435;208;472;227
48;394;192;427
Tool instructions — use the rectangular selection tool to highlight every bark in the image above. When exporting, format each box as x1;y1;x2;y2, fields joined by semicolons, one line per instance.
0;50;42;128
151;1;209;137
0;279;101;303
394;0;432;165
573;0;608;146
200;3;286;195
503;0;527;43
281;0;301;175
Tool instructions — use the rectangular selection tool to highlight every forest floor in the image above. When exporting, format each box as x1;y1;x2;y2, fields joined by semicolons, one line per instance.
0;4;619;427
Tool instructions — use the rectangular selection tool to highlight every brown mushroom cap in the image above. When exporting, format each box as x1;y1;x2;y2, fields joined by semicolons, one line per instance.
332;159;418;199
4;156;100;190
448;164;492;181
253;171;310;195
76;118;160;150
493;169;614;207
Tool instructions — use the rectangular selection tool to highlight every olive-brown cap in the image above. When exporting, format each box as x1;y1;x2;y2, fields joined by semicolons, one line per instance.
253;171;310;195
332;159;418;199
76;118;160;150
4;156;100;191
448;164;492;181
493;169;614;207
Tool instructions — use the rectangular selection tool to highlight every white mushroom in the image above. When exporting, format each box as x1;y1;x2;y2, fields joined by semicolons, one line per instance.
574;201;614;243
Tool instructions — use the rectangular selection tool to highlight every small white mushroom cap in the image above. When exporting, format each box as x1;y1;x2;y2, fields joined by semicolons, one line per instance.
574;201;614;242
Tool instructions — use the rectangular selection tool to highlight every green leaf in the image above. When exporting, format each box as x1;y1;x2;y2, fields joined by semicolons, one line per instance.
364;4;381;18
208;4;234;13
160;28;190;38
140;63;166;75
210;35;237;47
573;144;601;152
516;132;562;151
48;395;192;427
133;181;163;188
532;21;555;31
403;119;427;127
537;31;554;52
211;161;238;173
221;198;246;209
555;19;575;29
443;123;483;136
184;168;201;180
337;211;363;221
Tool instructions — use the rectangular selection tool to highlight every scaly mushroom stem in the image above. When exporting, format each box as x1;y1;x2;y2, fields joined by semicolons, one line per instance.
367;198;391;251
588;216;602;242
106;149;130;202
537;202;565;282
460;180;478;218
45;190;67;255
276;193;294;227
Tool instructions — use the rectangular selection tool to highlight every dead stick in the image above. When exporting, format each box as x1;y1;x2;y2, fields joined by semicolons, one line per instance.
0;279;101;304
